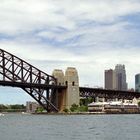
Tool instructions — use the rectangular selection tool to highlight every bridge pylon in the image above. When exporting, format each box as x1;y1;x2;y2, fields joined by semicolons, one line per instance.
52;67;80;112
65;67;80;110
52;69;66;111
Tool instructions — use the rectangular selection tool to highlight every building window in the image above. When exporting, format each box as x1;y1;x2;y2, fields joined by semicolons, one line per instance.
72;81;75;86
65;81;68;86
135;75;139;84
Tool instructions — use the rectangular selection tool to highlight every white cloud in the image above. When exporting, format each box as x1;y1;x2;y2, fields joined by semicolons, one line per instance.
0;0;140;94
0;0;140;34
1;38;140;89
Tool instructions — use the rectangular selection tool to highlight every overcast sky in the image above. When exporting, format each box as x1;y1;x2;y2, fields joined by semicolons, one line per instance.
0;0;140;104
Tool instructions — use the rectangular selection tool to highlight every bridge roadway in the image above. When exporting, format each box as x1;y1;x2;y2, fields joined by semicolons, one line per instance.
0;80;66;89
79;87;140;99
0;80;140;100
0;48;140;112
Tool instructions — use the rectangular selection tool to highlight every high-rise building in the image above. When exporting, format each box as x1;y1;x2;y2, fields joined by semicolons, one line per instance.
105;69;116;89
135;74;140;92
104;64;127;91
115;64;127;91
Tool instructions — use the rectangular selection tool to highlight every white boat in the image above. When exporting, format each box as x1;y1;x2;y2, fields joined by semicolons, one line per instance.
0;113;5;116
21;112;30;115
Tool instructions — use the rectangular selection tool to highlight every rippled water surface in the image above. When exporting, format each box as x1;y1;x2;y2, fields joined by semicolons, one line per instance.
0;113;140;140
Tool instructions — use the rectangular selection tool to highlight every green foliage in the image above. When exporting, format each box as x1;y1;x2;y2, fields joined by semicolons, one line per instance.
70;98;94;112
0;104;26;112
0;104;8;111
70;103;88;112
36;106;44;113
70;103;79;112
80;99;85;106
138;102;140;107
78;105;88;112
10;104;26;109
80;97;94;106
63;108;69;113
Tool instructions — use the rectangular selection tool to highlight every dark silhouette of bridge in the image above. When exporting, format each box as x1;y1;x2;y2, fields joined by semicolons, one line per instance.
0;48;140;112
0;49;66;112
79;87;140;100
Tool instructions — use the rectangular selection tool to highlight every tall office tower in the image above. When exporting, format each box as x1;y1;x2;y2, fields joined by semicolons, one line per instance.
135;74;140;92
115;64;127;91
105;69;116;89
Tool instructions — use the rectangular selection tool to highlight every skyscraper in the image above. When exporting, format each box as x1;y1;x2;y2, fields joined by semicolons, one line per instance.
135;74;140;92
105;69;116;89
115;64;127;91
104;64;127;91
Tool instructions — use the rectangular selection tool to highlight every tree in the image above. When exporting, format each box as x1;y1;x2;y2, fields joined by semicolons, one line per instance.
0;104;8;111
70;104;79;112
63;108;69;113
80;97;94;106
78;105;88;112
10;104;26;109
35;106;44;113
138;102;140;107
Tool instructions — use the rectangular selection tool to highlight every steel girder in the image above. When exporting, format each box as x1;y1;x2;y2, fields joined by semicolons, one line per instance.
0;48;59;112
79;87;140;100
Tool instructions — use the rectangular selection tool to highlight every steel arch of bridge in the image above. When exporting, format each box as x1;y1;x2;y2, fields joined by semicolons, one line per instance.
0;48;66;112
1;48;140;113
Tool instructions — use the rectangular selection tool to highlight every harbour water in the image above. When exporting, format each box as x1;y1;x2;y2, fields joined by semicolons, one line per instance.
0;113;140;140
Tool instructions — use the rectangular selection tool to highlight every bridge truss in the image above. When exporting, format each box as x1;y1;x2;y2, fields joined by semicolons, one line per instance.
0;49;140;112
0;48;63;112
80;87;140;100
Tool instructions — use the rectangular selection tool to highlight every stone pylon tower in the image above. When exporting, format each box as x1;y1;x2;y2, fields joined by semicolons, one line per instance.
52;69;65;111
52;69;65;86
65;67;80;110
52;67;80;111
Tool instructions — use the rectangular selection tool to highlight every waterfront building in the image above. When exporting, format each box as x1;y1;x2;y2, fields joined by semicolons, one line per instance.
88;101;139;113
26;101;39;113
88;102;108;112
105;69;116;89
135;74;140;92
115;64;127;91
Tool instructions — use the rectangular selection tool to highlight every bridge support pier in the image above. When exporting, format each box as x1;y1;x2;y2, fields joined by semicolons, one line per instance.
52;69;66;111
65;67;80;110
52;67;80;112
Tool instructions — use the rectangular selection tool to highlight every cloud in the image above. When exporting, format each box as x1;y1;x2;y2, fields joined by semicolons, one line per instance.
0;0;140;34
0;0;140;103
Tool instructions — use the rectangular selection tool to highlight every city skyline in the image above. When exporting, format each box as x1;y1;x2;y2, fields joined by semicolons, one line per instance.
0;0;140;104
105;64;127;91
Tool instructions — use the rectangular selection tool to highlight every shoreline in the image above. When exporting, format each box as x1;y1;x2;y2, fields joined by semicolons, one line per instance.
32;111;140;115
1;111;140;115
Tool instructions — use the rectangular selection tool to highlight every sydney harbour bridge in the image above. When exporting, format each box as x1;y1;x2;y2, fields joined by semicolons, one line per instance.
0;48;140;112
